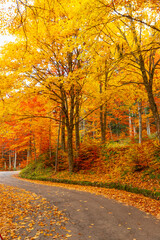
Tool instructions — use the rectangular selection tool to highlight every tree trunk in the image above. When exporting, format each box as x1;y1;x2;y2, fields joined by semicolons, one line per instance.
66;52;75;171
129;109;132;137
67;126;74;172
61;113;66;151
109;123;113;140
67;83;75;172
75;52;81;151
27;148;30;165
29;129;32;162
75;91;80;152
58;52;75;172
80;118;86;140
33;134;37;162
100;106;107;143
146;118;151;135
2;143;5;169
49;118;52;158
60;82;75;172
40;133;42;155
146;87;160;141
130;18;160;142
4;161;6;170
100;83;107;143
145;107;151;136
132;113;137;137
128;15;160;141
55;118;61;173
100;66;108;144
9;151;11;170
13;150;17;169
138;101;142;144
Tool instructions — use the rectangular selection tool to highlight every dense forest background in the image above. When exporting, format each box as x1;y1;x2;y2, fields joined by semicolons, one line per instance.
0;0;160;179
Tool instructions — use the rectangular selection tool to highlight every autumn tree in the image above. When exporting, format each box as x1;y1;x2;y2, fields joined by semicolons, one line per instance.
0;0;88;172
80;0;160;141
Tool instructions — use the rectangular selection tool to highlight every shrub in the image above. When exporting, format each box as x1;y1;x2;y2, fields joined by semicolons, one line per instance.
20;156;53;179
75;142;100;171
126;140;156;172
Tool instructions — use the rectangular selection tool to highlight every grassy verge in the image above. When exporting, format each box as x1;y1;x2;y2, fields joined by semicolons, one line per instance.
20;170;160;201
19;140;160;201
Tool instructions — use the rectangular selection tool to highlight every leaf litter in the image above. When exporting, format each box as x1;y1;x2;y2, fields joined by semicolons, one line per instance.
0;184;71;239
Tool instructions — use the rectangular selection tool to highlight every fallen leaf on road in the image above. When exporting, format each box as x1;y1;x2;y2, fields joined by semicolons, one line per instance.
0;184;71;240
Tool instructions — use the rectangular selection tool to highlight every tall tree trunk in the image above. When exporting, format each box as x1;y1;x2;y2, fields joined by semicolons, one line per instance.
29;118;32;160
55;118;61;173
75;90;80;152
109;123;113;140
68;52;74;171
130;16;160;141
61;112;66;151
80;118;86;140
67;126;74;172
4;161;6;170
100;105;106;143
138;101;142;144
29;136;32;159
9;151;11;170
129;109;132;137
67;83;75;172
145;107;151;136
100;67;108;144
1;143;5;169
40;133;42;155
49;118;52;158
132;113;137;137
146;118;151;136
75;54;81;151
100;83;107;143
13;150;17;169
33;134;37;162
59;51;75;172
146;87;160;140
27;148;30;165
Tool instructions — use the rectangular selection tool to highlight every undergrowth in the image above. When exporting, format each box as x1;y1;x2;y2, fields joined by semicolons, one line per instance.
20;139;160;200
20;154;53;179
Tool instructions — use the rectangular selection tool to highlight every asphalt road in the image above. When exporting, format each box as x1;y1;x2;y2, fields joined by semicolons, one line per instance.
0;171;160;240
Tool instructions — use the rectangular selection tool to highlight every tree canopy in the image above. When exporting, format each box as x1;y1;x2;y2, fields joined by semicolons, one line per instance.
0;0;160;171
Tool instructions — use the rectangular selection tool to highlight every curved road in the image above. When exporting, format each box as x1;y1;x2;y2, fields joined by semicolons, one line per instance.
0;171;160;240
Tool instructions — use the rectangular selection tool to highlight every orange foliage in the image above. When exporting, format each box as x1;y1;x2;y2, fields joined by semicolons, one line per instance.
126;141;158;171
75;142;100;171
